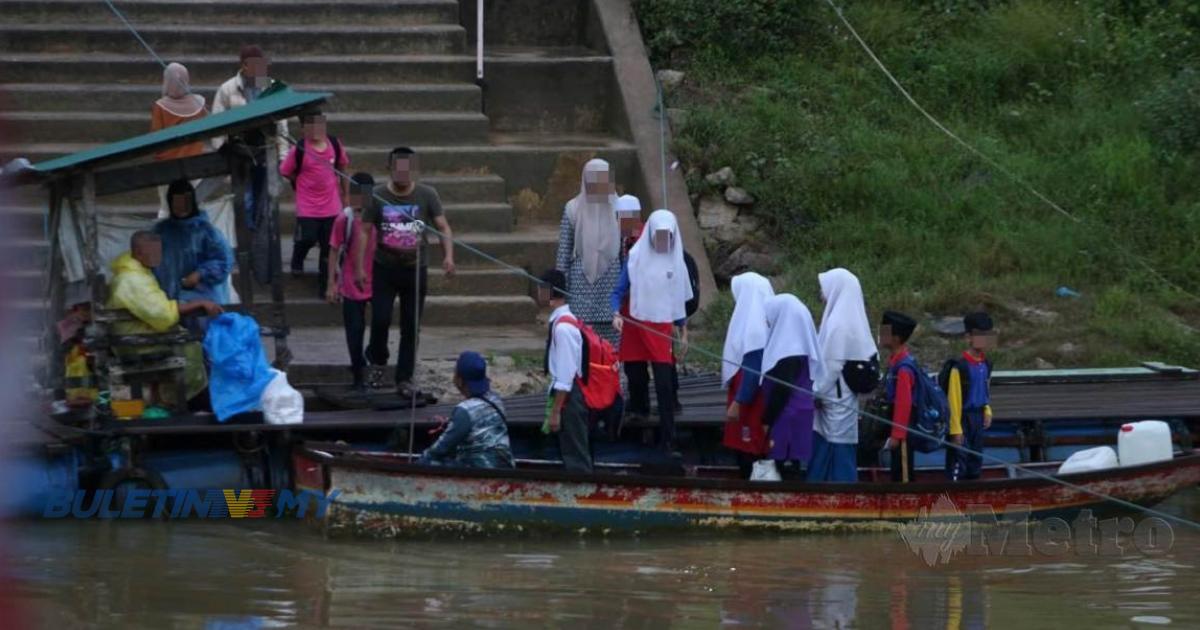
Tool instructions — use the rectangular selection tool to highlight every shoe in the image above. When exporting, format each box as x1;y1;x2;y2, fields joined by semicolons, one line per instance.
366;365;387;389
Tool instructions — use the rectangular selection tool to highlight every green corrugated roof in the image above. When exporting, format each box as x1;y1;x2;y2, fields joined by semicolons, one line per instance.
26;86;328;177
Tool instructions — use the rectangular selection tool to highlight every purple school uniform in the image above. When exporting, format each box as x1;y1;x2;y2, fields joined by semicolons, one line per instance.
762;357;815;462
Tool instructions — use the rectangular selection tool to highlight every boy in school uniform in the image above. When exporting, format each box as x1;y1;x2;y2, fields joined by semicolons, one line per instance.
538;269;594;473
944;312;996;480
325;173;376;391
280;110;349;298
880;310;919;483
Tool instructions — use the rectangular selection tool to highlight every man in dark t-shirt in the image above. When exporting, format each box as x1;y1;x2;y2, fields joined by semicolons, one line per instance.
353;146;456;398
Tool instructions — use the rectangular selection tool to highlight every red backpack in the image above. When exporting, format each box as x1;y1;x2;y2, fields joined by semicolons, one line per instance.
557;315;620;411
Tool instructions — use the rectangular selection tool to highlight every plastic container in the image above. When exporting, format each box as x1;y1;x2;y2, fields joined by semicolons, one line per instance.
1057;446;1119;475
1117;420;1174;468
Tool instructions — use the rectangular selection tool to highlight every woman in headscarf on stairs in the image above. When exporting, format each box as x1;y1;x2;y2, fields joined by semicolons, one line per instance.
150;62;209;217
759;293;825;478
721;272;775;476
808;268;877;482
555;158;622;346
611;209;692;453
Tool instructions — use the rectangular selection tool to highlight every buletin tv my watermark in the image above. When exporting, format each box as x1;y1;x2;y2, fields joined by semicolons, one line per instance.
42;489;340;519
899;494;1176;566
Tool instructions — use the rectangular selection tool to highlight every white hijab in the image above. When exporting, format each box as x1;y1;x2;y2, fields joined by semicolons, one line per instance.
156;62;206;118
817;268;877;362
721;272;775;387
761;294;826;386
564;159;620;283
627;210;692;323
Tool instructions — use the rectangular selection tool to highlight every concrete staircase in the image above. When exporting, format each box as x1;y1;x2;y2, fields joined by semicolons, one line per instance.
0;0;642;380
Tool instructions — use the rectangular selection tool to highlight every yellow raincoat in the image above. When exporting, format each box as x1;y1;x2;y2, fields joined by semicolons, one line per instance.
107;252;207;402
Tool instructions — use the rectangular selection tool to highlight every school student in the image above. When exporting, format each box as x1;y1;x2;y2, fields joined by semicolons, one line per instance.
880;311;919;483
760;294;825;476
721;272;775;476
539;269;593;473
280;110;349;298
611;210;693;453
325;173;376;391
943;312;996;481
809;268;877;482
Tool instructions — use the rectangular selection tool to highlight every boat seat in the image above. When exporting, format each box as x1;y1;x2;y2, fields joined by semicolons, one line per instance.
87;307;198;414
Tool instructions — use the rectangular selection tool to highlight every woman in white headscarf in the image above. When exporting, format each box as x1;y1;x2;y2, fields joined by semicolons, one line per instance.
151;62;208;216
721;272;775;474
808;268;877;482
555;159;622;346
760;293;825;472
610;210;692;451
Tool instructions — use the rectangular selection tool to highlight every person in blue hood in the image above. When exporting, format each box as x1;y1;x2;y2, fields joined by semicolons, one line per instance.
154;179;234;305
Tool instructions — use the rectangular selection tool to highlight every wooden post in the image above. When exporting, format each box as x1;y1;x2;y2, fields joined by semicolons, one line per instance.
263;125;291;370
81;172;103;306
900;440;910;484
228;151;255;309
43;183;66;390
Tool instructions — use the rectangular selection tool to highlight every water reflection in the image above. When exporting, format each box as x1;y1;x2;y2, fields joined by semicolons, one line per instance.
3;490;1197;628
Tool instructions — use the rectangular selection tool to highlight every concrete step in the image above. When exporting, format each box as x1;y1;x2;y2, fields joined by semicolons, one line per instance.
0;24;467;56
249;268;532;299
2;173;509;209
1;110;491;146
0;83;483;113
0;54;476;85
0;0;461;26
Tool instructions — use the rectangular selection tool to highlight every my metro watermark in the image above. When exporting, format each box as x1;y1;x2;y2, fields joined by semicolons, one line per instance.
899;494;1176;566
41;488;341;519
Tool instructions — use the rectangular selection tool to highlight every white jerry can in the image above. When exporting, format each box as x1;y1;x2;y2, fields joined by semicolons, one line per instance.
1117;420;1174;468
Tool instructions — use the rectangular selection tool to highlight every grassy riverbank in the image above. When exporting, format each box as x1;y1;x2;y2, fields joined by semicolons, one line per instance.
639;0;1200;368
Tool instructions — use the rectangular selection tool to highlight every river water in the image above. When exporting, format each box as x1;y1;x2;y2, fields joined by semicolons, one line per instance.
3;490;1198;629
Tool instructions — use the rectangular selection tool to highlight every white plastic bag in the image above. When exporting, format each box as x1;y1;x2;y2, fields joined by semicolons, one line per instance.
750;459;781;482
1057;446;1118;475
261;369;304;425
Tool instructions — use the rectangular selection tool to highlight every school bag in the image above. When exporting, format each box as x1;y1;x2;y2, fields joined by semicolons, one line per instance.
683;250;700;319
892;356;950;453
556;314;621;411
841;353;881;395
286;136;344;190
936;356;993;401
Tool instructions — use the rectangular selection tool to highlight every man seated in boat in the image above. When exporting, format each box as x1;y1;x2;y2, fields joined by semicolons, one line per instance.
107;231;224;406
418;352;515;469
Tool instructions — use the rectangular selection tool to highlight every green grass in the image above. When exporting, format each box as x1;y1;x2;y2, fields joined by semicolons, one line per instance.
639;0;1200;368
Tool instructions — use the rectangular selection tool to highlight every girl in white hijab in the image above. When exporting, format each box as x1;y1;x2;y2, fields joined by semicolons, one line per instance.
611;210;692;450
721;272;775;471
555;159;622;345
759;293;824;470
809;268;877;482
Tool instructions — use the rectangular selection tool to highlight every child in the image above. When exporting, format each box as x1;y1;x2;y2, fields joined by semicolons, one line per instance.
943;312;996;480
539;269;593;473
615;194;643;257
721;272;775;477
326;172;376;391
610;210;692;454
281;110;349;298
760;294;824;478
880;310;919;483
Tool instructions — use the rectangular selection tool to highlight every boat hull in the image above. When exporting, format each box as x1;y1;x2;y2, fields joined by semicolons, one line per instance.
294;447;1200;538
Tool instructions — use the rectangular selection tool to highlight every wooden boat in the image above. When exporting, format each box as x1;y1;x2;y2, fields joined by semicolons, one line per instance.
293;442;1200;537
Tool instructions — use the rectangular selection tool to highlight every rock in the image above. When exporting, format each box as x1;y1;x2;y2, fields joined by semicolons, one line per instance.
656;69;686;92
492;355;515;370
697;195;739;231
1015;304;1059;325
704;166;737;188
1057;342;1080;357
1033;358;1056;370
715;245;778;281
929;316;966;337
724;186;755;206
666;107;690;130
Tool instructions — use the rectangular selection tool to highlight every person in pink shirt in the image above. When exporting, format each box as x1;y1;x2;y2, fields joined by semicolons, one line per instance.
281;110;349;298
327;173;377;391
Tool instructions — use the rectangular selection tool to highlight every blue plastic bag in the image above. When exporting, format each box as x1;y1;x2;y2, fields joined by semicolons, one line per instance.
202;313;276;422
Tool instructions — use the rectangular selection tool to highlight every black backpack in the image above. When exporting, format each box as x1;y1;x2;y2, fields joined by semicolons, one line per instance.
937;356;993;400
841;353;881;395
683;250;700;319
287;136;343;189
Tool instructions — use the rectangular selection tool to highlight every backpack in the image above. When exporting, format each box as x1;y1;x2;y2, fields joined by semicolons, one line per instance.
841;354;881;395
892;356;950;453
683;250;700;319
936;356;993;401
287;136;343;190
557;315;620;411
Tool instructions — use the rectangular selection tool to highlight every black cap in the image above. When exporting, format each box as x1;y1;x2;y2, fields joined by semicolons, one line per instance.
964;311;994;334
539;269;568;299
881;310;917;340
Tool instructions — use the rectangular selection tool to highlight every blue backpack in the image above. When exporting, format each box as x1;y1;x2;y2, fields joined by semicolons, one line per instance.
890;356;950;453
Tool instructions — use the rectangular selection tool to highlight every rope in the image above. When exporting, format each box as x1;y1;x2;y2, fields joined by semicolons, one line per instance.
101;0;166;69
100;2;1200;532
